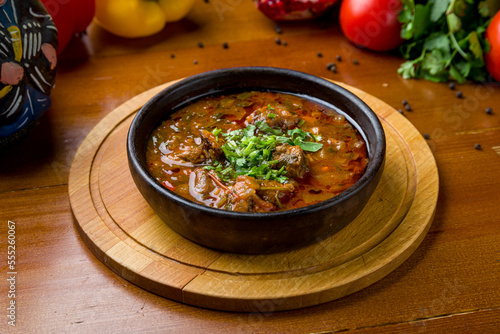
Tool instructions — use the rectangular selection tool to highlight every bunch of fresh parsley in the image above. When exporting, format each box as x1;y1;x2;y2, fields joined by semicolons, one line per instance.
398;0;500;83
205;122;322;183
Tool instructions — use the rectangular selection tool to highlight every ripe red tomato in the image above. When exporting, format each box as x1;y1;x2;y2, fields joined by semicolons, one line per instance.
339;0;403;52
485;10;500;81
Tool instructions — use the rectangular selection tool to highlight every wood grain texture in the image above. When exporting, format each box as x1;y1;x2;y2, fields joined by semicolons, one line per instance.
68;80;438;311
1;0;499;331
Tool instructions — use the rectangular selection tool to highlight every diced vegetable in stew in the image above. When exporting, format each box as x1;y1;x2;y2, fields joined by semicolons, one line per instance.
146;91;369;212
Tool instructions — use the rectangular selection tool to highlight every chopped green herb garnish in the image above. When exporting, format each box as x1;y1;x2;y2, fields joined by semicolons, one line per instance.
212;127;222;137
267;113;277;119
312;134;323;142
210;121;323;182
255;121;283;135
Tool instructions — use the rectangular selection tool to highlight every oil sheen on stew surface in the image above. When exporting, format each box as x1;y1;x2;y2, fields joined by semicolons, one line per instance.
146;91;369;212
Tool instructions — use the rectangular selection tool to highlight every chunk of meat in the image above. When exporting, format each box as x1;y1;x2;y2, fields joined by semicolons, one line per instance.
173;130;225;164
200;129;225;160
229;175;275;212
250;193;276;212
256;180;295;207
232;175;259;199
229;175;258;212
272;144;308;178
189;168;217;197
175;138;206;164
188;168;232;208
230;197;254;212
246;105;300;130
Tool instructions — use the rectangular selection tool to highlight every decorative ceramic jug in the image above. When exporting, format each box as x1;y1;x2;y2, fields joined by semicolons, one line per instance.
0;0;57;148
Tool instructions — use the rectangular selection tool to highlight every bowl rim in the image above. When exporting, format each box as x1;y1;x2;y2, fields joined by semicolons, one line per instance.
128;66;386;219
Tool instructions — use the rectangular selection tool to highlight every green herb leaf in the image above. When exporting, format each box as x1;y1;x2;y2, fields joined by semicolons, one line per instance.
478;1;490;16
455;60;472;77
413;3;432;40
449;64;466;83
242;124;256;138
431;0;450;22
468;31;484;62
255;121;283;135
424;33;451;57
299;142;323;152
422;49;447;76
478;0;500;17
399;0;415;39
447;13;462;34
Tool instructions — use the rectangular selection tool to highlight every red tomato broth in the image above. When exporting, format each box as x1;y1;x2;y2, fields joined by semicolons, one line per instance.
146;91;369;212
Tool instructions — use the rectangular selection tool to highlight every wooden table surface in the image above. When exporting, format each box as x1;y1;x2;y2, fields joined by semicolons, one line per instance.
1;1;499;332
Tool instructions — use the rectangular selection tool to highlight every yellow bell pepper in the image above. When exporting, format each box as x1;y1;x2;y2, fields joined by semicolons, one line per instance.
95;0;195;38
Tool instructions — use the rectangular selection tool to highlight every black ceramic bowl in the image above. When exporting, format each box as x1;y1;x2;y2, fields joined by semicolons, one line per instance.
128;67;385;254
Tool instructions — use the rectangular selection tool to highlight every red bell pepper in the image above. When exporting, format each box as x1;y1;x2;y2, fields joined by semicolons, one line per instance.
40;0;95;54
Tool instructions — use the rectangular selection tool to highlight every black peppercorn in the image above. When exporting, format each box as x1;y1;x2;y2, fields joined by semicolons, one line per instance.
486;107;493;114
449;82;455;90
222;42;229;49
317;52;323;57
405;104;412;111
402;99;408;105
474;143;482;150
456;91;463;98
353;59;359;65
275;38;281;45
198;42;204;48
423;133;430;139
336;55;342;61
275;25;282;34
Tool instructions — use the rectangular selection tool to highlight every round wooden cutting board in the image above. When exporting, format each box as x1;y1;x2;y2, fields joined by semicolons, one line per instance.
68;80;438;312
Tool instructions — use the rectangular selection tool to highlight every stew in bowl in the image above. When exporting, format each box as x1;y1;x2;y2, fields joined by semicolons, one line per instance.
127;67;385;253
146;91;369;213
